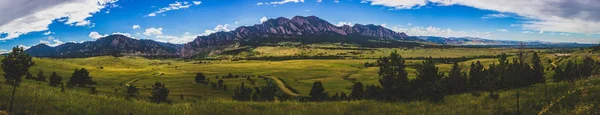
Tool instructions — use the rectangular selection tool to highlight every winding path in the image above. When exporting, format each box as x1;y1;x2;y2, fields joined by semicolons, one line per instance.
538;78;596;115
269;76;300;97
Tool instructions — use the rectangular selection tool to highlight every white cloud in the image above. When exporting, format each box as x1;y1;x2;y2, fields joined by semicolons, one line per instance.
334;0;340;3
17;45;31;50
132;25;140;29
40;36;64;47
147;1;201;17
317;0;323;3
522;31;533;34
43;31;54;35
380;23;387;27
391;25;492;38
201;24;232;36
260;17;269;23
257;0;305;6
496;29;508;32
192;1;202;5
89;31;134;39
155;34;199;44
481;13;510;19
0;0;118;40
335;21;354;26
144;27;163;36
0;49;10;54
363;0;600;34
407;23;412;26
89;31;107;39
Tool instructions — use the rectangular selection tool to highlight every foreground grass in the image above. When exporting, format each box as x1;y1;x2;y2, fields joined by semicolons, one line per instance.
1;75;599;114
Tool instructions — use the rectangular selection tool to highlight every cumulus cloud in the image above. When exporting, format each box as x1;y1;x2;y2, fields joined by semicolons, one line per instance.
89;31;107;39
260;17;269;23
40;36;64;47
335;21;353;26
257;0;305;6
482;13;510;19
201;24;232;36
147;1;201;17
144;27;163;36
391;25;492;38
43;31;54;35
132;25;140;29
362;0;600;34
0;0;118;40
0;49;9;54
89;31;133;39
496;29;508;32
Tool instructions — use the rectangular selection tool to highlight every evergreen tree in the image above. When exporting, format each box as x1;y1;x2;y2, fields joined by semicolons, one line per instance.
309;81;326;101
377;51;409;101
66;68;95;87
532;52;545;84
331;93;340;101
1;47;35;112
195;73;207;83
413;58;445;101
364;85;382;100
25;72;34;79
125;85;140;100
232;83;252;101
49;72;63;87
340;92;348;101
469;61;485;91
349;82;364;100
149;82;169;103
447;62;466;94
36;70;46;81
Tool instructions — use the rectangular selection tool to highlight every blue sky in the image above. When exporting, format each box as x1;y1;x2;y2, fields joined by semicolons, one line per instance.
1;0;599;53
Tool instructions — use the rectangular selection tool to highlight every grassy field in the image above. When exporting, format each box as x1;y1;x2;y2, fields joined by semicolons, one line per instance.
1;47;597;114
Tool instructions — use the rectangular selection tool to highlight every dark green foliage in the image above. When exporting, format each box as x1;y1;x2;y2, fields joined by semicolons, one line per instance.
364;85;383;100
125;85;140;100
377;50;409;101
2;47;35;112
36;70;46;82
309;81;327;101
66;68;95;87
49;72;62;87
339;92;348;101
413;58;445;101
531;53;545;84
2;47;35;86
195;73;207;84
149;82;169;103
349;82;364;100
447;62;466;94
232;83;252;101
469;61;485;91
25;72;35;79
331;93;340;101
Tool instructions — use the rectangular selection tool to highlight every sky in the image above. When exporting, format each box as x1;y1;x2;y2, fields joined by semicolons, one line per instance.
1;0;600;53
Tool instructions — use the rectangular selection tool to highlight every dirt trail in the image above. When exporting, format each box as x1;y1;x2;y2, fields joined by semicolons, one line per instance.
124;78;141;87
269;76;300;97
538;79;595;115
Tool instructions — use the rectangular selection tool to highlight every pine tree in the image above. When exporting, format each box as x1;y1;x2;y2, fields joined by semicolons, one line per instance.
309;81;326;101
36;70;46;81
350;82;364;100
149;82;169;103
413;58;445;101
66;68;95;87
49;72;62;87
377;51;409;101
125;85;140;100
531;52;545;84
2;47;35;112
232;83;252;101
447;62;466;94
195;73;207;83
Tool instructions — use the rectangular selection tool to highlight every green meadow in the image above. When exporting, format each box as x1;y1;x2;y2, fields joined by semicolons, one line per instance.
1;47;598;114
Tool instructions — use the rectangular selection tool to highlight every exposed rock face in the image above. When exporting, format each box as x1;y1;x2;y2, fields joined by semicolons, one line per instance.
27;16;420;58
180;16;416;57
26;35;182;58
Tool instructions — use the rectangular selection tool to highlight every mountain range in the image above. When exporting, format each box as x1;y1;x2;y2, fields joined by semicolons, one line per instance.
23;16;591;58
